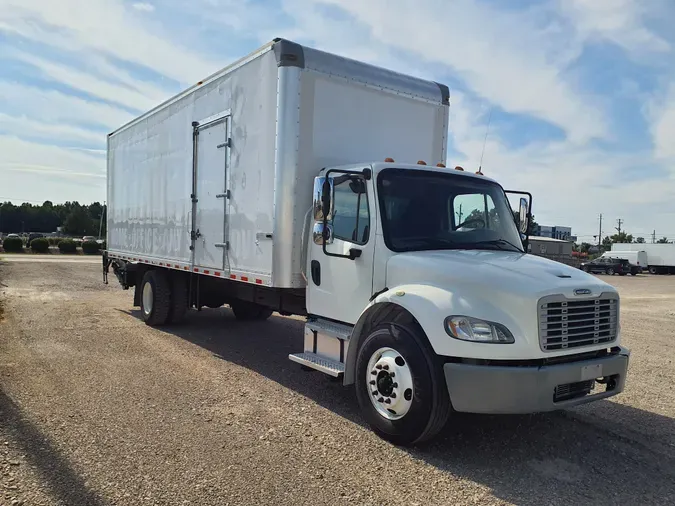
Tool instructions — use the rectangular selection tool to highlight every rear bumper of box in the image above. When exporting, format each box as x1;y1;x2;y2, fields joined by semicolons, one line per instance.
443;347;630;414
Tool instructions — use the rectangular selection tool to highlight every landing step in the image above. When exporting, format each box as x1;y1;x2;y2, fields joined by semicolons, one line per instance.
306;319;351;341
288;352;345;377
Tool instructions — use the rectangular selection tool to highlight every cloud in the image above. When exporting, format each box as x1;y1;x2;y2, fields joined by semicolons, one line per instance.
558;0;671;56
132;2;155;12
649;83;675;161
287;0;606;143
0;113;105;145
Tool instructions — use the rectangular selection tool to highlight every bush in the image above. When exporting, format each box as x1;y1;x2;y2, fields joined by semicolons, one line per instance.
48;237;63;246
30;237;50;253
58;239;77;254
81;240;100;255
2;237;23;252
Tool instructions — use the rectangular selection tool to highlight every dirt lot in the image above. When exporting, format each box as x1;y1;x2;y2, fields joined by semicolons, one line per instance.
1;259;674;506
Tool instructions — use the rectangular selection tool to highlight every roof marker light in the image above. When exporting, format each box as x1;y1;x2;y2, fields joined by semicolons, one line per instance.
436;163;446;168
384;157;395;162
455;166;464;171
417;160;427;165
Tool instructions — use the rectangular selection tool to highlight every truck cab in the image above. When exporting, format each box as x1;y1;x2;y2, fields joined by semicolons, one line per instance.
294;160;629;444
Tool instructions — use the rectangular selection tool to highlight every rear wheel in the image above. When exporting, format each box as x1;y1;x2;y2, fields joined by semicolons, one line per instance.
606;268;615;275
649;266;658;275
230;301;273;321
355;323;450;446
140;270;171;326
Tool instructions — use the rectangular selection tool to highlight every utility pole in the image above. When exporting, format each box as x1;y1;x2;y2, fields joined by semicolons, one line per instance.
615;219;623;235
598;213;603;252
652;230;656;244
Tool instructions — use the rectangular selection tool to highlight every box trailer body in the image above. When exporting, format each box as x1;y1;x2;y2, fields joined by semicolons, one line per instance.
107;39;448;288
612;243;675;274
104;39;629;445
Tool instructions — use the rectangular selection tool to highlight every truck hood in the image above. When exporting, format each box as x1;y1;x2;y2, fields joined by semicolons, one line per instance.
386;250;615;299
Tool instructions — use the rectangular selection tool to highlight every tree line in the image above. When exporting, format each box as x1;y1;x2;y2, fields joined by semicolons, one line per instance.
0;201;106;237
576;231;671;254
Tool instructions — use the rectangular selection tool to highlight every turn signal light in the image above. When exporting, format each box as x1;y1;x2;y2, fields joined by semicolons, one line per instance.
384;157;395;162
417;160;427;165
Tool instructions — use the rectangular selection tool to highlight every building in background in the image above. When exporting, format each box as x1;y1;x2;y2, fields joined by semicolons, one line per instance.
535;225;575;242
527;236;577;267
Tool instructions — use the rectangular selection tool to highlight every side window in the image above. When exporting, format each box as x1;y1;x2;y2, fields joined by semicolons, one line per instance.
451;193;499;231
332;177;370;244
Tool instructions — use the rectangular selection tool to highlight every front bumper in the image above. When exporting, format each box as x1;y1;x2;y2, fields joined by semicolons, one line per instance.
444;347;630;414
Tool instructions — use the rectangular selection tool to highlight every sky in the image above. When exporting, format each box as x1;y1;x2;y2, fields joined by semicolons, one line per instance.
0;0;674;243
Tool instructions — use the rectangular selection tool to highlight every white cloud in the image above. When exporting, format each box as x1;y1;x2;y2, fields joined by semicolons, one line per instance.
649;83;675;161
0;113;105;145
132;2;155;12
559;0;671;56
288;0;606;143
0;81;133;129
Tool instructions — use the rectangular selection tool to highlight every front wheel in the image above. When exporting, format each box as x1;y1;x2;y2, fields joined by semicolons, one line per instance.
355;323;450;445
606;268;615;275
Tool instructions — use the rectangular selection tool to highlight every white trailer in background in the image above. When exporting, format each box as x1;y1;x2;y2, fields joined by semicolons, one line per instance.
612;243;675;274
104;38;629;445
602;250;648;272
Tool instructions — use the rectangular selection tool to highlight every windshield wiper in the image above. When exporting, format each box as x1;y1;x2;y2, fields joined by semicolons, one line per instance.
472;239;524;252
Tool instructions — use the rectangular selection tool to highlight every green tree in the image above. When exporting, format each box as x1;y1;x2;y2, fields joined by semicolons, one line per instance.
657;237;671;244
635;237;645;243
610;232;633;244
63;206;96;236
579;242;592;253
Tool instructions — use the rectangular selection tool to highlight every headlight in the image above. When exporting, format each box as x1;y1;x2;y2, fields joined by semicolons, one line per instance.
444;316;514;343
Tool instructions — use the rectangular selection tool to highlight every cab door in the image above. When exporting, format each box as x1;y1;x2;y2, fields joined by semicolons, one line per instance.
306;170;375;324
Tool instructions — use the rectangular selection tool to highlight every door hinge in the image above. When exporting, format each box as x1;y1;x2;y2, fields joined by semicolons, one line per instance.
191;229;202;241
217;138;232;149
191;193;198;203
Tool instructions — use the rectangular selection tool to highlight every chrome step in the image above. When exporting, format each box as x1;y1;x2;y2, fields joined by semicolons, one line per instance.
289;352;345;377
306;318;351;341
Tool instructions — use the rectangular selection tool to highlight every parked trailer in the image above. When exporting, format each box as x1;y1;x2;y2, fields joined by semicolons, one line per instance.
612;243;675;274
601;250;648;272
104;38;629;444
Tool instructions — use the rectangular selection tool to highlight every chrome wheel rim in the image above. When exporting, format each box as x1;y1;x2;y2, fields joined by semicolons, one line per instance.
142;281;153;316
366;347;414;420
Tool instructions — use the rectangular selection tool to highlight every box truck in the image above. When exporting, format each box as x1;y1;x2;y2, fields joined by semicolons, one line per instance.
601;250;647;272
612;243;675;274
104;38;629;444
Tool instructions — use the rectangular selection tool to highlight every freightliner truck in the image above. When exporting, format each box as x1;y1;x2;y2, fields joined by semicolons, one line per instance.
104;38;630;444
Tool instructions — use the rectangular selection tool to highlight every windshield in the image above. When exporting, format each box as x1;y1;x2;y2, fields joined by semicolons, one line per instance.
377;169;524;253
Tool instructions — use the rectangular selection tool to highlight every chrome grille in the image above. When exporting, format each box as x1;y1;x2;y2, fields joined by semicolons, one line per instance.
538;294;619;352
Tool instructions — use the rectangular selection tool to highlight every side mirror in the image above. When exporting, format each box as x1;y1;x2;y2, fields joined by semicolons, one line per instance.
312;222;333;245
518;197;529;234
312;176;334;222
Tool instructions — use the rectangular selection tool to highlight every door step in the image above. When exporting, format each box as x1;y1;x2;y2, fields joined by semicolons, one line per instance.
306;318;352;341
289;352;345;377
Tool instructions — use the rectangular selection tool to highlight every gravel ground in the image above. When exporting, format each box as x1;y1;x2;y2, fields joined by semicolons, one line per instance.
1;261;674;506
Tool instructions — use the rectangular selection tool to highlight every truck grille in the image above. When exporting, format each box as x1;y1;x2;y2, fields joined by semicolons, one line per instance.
538;294;619;352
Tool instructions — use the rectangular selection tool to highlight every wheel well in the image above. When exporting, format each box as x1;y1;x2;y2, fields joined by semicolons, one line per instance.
344;302;427;385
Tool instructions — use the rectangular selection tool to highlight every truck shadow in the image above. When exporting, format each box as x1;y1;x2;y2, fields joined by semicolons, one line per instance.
0;389;109;506
130;308;675;505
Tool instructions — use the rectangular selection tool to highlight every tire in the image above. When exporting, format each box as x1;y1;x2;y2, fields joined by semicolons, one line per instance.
630;272;637;276
649;267;658;275
355;323;450;446
168;273;189;324
230;301;273;321
140;270;171;326
606;268;614;275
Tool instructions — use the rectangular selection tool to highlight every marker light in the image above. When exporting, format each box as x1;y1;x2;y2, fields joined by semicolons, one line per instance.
455;166;464;171
436;163;446;168
417;160;427;165
384;157;395;162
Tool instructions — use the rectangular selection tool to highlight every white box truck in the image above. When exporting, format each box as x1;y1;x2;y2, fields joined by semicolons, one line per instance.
104;38;629;444
601;250;648;272
612;243;675;274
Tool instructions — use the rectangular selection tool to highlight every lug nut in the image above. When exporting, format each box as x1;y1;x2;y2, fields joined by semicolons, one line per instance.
390;393;396;398
382;364;389;370
384;399;391;404
369;380;376;385
393;382;398;388
389;372;395;378
378;397;384;403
